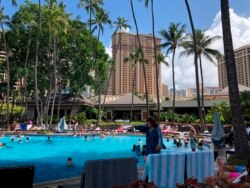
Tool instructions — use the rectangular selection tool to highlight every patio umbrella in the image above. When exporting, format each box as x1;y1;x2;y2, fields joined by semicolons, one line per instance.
57;117;68;132
211;112;225;141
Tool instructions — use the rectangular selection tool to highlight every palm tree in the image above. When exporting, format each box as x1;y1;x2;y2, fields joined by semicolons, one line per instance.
129;0;150;118
78;0;103;33
140;0;161;123
34;0;42;126
90;8;111;126
159;22;186;125
0;9;11;130
220;0;250;158
45;3;68;128
0;0;17;131
20;4;36;120
180;29;221;127
184;0;204;132
101;17;131;111
124;48;147;122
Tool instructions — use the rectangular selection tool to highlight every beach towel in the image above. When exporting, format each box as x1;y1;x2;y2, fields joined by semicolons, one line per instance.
80;157;138;188
146;152;185;188
186;150;214;182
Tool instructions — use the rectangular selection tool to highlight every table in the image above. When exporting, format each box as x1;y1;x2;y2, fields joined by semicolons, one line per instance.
145;148;214;188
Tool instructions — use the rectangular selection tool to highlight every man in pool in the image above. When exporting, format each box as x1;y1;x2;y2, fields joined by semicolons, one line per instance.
66;157;73;167
47;136;51;141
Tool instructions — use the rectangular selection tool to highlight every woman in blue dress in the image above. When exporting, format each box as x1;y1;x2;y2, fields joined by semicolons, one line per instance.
135;117;164;155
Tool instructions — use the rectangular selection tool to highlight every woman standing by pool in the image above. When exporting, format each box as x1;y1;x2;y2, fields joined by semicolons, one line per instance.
135;117;164;155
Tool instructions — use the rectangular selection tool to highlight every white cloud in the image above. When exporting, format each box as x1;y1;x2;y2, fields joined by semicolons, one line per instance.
162;9;250;89
105;41;112;58
121;27;130;33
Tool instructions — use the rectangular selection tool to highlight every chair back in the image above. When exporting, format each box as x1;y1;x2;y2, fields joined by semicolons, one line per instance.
0;166;35;188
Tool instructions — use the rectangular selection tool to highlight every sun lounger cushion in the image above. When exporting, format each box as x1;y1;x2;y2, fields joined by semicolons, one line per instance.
186;150;214;182
146;152;185;188
80;157;138;188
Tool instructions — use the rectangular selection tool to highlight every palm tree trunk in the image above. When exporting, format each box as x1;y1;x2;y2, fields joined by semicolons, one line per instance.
1;19;10;131
101;32;121;112
221;0;250;158
57;87;62;118
45;84;52;128
199;54;206;128
96;28;102;126
130;0;149;118
34;0;42;126
184;0;204;132
69;93;76;127
151;0;161;123
49;38;58;129
172;49;176;125
10;91;15;121
23;35;31;121
130;66;136;123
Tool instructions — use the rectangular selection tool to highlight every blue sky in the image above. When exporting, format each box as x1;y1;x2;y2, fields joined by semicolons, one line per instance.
2;0;250;47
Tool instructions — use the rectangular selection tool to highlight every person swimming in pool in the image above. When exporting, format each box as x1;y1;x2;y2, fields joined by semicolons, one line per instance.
66;157;73;167
0;143;6;146
26;137;29;142
84;135;88;141
47;136;51;141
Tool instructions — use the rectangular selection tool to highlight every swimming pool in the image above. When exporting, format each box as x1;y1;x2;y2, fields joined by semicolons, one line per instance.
0;135;175;183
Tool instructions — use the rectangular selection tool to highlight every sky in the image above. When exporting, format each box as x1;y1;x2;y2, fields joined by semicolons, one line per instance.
2;0;250;89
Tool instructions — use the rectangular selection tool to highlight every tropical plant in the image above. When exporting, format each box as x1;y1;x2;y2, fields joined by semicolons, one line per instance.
159;22;186;125
124;48;147;122
129;0;150;117
90;8;111;126
180;29;221;125
184;0;204;132
221;0;250;158
0;8;11;130
44;2;69;128
140;0;161;123
240;91;250;119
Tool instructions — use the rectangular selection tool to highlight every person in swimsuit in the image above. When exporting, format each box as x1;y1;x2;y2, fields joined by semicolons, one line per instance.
217;157;247;183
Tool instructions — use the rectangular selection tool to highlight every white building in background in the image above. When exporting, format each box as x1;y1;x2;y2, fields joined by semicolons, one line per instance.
169;88;186;98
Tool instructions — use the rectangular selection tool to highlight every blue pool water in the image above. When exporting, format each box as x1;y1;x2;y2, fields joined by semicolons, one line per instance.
0;135;175;183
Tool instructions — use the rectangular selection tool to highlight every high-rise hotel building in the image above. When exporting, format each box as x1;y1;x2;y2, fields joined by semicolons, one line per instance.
109;32;161;97
218;45;250;90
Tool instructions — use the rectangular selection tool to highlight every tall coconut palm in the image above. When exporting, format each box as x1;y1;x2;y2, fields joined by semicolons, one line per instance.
129;0;149;118
184;0;204;132
140;0;161;123
159;22;186;125
45;3;68;128
78;0;103;33
180;29;221;127
90;8;111;126
101;17;131;111
220;0;250;158
124;48;147;122
0;0;17;131
0;9;11;130
34;0;42;126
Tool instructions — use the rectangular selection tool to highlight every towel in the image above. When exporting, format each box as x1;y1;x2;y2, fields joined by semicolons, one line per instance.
146;152;185;188
80;157;138;188
186;150;214;182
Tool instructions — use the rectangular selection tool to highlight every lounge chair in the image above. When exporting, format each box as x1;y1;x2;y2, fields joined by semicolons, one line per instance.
80;157;138;188
0;166;35;188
